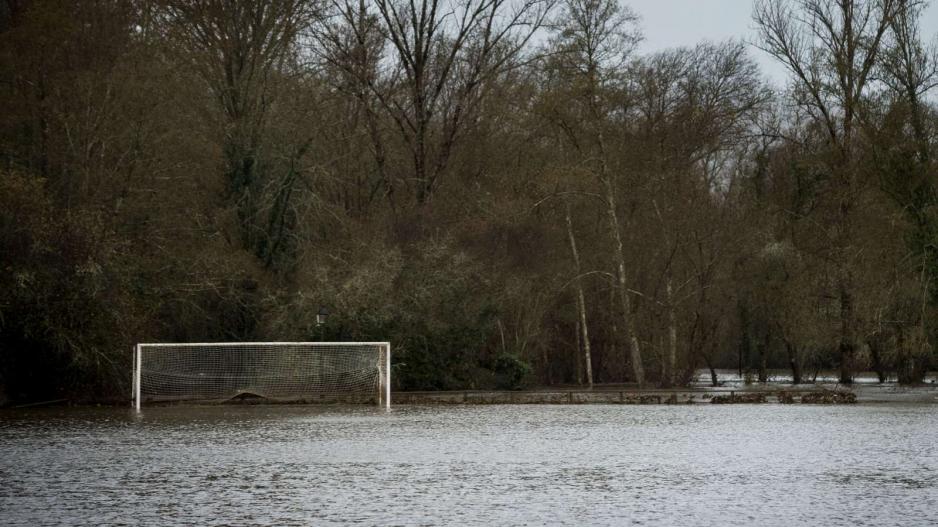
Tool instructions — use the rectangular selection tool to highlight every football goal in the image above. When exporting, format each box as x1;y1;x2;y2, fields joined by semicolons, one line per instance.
132;342;390;410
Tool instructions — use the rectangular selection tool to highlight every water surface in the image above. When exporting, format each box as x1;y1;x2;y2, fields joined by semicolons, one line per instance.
1;404;936;526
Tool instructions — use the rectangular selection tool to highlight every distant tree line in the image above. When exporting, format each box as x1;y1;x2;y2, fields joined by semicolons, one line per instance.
1;0;936;403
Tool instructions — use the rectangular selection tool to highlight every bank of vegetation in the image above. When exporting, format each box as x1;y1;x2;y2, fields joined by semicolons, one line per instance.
1;0;937;403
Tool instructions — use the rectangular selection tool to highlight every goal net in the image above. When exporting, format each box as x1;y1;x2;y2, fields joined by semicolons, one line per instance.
132;342;390;409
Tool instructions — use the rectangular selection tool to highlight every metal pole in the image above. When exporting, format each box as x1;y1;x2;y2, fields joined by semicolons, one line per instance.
385;343;391;410
134;344;142;412
131;345;136;408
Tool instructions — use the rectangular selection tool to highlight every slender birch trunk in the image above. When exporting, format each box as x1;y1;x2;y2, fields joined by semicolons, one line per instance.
566;202;593;388
601;175;644;386
586;63;643;385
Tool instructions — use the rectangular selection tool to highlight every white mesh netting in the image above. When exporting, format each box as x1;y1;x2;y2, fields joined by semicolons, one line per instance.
136;343;389;405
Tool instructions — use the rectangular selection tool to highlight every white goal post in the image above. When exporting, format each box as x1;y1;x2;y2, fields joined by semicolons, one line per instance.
132;342;390;410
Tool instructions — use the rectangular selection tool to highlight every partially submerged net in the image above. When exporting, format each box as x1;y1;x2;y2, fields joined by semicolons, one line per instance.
133;342;390;407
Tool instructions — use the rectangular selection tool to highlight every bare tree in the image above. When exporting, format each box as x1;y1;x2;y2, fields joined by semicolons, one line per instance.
543;0;646;385
157;0;316;263
754;0;902;383
875;0;938;382
629;41;769;386
316;0;551;206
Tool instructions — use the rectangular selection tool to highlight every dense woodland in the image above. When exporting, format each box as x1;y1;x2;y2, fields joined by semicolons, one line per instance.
1;0;937;404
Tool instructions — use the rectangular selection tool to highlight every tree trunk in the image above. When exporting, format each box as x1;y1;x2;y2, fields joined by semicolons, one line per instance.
838;280;855;384
702;352;719;387
602;176;644;386
566;203;593;388
910;250;931;385
785;341;802;385
665;274;677;387
738;303;750;378
758;335;768;383
867;335;888;384
543;344;552;386
896;326;924;385
608;284;619;374
574;317;582;386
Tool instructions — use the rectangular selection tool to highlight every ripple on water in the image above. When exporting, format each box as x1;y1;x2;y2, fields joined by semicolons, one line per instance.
1;404;936;526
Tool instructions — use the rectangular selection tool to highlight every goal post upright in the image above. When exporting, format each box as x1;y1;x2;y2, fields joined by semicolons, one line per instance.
375;341;391;409
384;342;391;409
134;344;141;411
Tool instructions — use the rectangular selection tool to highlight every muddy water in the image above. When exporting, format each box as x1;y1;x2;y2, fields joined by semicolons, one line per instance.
1;404;936;526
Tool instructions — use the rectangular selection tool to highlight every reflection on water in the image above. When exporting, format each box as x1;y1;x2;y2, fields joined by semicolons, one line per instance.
1;404;937;526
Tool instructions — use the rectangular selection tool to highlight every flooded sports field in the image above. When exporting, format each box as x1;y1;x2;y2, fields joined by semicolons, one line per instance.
1;404;937;526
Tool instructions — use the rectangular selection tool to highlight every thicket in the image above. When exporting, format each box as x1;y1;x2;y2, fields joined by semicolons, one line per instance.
1;0;936;404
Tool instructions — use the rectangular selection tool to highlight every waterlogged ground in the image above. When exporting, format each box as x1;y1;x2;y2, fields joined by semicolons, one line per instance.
2;404;937;526
694;369;938;386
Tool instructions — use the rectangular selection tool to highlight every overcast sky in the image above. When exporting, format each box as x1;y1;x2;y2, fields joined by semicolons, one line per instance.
628;0;938;87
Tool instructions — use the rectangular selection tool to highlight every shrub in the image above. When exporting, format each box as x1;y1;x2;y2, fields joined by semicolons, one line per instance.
493;354;531;390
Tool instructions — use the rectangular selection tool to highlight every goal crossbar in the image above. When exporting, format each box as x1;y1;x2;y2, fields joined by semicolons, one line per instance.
132;342;390;410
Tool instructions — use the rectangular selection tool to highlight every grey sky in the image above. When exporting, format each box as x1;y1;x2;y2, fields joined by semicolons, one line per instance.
628;0;938;86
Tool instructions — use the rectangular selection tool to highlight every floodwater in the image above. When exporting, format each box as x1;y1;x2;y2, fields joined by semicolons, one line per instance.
1;404;937;526
693;368;938;386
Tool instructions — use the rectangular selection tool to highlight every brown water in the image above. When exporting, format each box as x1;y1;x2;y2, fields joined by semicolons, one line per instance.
1;404;936;526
